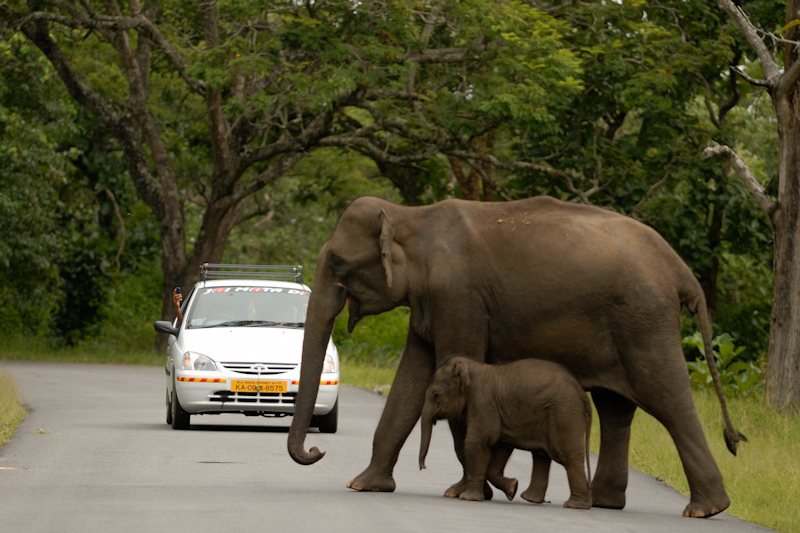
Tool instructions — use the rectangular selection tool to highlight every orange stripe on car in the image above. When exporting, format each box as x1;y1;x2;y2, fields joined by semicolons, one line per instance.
290;380;339;385
177;377;228;383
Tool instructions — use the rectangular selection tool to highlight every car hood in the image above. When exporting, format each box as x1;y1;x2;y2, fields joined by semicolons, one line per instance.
179;326;329;364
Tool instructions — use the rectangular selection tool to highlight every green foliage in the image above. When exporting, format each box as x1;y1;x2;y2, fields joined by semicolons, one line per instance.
334;307;410;369
0;0;780;365
0;34;75;336
0;33;161;344
223;147;402;282
87;258;164;353
683;331;764;397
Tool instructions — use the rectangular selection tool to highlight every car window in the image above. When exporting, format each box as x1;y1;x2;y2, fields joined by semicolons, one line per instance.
185;286;310;329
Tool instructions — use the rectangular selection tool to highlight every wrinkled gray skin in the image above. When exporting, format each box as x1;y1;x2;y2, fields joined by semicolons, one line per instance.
419;357;592;509
287;195;745;518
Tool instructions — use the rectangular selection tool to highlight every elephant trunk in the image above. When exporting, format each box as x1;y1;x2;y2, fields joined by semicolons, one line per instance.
418;410;435;470
287;268;347;465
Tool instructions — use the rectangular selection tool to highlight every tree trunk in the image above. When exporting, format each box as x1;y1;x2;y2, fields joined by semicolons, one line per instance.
764;0;800;412
712;0;800;412
766;80;800;411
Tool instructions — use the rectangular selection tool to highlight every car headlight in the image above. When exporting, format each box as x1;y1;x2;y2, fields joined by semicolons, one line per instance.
323;353;337;373
180;352;218;371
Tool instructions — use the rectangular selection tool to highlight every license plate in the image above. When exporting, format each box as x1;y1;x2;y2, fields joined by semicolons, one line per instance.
231;380;287;393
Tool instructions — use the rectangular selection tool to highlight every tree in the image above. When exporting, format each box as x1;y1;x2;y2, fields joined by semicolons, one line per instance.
0;1;581;349
704;0;800;412
0;33;70;335
485;1;775;354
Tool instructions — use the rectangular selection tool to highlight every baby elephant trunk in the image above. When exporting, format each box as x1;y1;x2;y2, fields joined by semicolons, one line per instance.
419;413;435;470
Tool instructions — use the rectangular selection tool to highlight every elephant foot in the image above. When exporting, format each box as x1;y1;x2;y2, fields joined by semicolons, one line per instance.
591;483;625;510
458;488;486;502
487;475;518;501
564;496;592;510
682;496;729;518
345;467;396;492
444;479;493;500
501;478;518;501
521;488;546;504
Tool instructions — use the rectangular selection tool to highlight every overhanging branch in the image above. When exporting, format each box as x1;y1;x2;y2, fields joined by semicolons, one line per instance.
717;0;781;82
703;144;777;219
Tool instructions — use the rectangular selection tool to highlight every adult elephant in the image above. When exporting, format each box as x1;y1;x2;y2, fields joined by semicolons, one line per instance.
287;195;744;518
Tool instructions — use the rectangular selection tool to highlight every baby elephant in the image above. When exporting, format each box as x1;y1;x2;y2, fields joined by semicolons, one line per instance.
419;356;592;509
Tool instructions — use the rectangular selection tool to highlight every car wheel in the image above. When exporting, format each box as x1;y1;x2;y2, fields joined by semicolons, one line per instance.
316;398;338;434
166;390;173;425
171;390;191;430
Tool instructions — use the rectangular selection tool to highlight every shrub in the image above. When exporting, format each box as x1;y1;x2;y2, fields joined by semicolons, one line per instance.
682;331;764;397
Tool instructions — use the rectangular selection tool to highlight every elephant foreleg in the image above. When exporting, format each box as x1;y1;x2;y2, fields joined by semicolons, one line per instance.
459;429;495;501
590;389;636;510
442;419;494;500
486;444;517;501
346;331;435;492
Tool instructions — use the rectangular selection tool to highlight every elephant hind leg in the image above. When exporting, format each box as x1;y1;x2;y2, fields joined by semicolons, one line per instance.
521;452;551;504
590;389;636;510
638;388;730;517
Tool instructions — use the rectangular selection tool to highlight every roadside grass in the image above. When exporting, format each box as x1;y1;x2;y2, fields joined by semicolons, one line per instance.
340;357;396;394
0;336;162;366
593;389;799;533
0;369;28;446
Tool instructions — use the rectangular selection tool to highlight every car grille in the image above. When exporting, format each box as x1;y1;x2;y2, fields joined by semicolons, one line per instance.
209;390;297;404
219;362;297;376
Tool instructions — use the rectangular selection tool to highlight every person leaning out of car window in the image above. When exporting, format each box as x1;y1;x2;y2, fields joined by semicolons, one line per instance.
173;288;184;326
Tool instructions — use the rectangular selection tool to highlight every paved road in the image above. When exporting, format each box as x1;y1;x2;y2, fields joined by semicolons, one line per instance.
0;361;773;533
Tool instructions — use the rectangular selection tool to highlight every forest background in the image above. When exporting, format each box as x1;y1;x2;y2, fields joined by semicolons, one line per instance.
3;2;800;530
0;0;791;403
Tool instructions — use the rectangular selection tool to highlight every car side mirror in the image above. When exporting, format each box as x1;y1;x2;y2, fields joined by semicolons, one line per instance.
153;320;179;337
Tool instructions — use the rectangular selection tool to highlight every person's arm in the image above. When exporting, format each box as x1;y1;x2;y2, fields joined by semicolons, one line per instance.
173;289;183;326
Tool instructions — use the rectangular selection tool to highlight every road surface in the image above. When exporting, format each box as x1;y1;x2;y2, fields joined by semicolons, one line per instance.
0;360;774;532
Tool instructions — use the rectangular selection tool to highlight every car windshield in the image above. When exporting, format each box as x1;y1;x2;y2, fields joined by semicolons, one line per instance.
185;286;309;329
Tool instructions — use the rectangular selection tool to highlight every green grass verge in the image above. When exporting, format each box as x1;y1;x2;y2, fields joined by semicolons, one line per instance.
595;389;799;533
0;336;163;366
0;369;28;446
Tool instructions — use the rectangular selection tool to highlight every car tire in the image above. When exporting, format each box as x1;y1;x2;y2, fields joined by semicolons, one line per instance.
316;398;338;434
171;390;191;430
166;390;173;425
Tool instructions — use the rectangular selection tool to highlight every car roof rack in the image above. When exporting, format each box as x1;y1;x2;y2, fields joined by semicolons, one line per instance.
199;263;303;284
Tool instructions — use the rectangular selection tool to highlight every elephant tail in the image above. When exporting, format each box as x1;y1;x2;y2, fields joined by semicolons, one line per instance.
583;393;592;490
682;284;748;455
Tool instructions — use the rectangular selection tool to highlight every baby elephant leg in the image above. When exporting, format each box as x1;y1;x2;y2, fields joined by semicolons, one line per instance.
485;444;518;501
521;451;551;504
563;458;592;509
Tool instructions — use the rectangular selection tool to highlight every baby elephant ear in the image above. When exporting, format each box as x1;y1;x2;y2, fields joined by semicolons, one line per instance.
452;360;471;393
379;209;393;289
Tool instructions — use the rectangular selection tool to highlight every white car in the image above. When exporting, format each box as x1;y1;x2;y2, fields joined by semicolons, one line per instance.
154;264;339;431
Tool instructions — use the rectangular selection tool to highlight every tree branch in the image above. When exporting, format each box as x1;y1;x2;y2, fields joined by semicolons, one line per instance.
1;2;205;95
777;56;800;96
703;144;777;219
445;150;593;203
20;15;166;220
731;66;771;87
717;0;781;82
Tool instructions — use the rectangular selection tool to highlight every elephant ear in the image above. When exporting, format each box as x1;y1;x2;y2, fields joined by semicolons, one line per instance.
452;360;471;394
379;209;394;289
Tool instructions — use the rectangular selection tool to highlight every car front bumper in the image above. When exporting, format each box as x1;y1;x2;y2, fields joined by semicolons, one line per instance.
173;369;339;417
